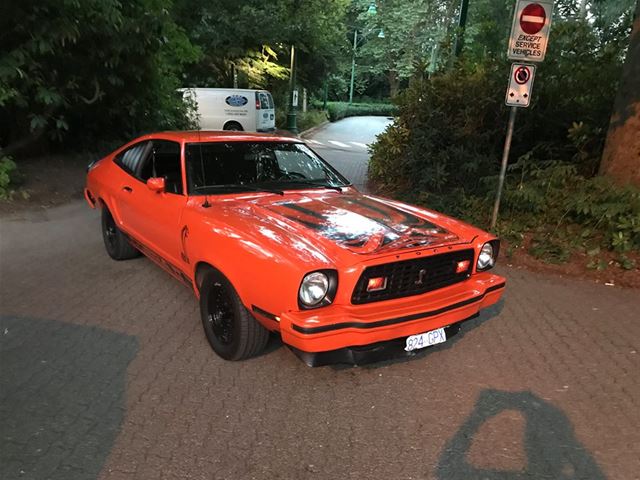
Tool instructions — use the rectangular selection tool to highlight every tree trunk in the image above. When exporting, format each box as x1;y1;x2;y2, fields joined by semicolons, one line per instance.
599;1;640;186
388;71;400;98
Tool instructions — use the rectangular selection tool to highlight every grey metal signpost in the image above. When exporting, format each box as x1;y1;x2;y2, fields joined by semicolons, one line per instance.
491;0;553;229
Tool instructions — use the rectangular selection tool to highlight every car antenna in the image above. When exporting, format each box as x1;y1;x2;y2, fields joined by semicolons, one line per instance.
197;122;211;208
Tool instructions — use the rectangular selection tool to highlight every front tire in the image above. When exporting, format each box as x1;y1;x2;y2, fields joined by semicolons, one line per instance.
199;269;269;360
101;207;140;260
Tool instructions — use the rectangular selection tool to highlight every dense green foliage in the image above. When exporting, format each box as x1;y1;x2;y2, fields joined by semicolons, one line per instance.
1;0;200;151
0;156;17;198
275;109;328;132
370;0;639;265
323;102;396;121
0;0;350;155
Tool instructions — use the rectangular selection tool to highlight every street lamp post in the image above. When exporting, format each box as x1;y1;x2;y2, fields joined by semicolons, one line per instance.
348;30;358;104
286;44;298;134
348;2;380;104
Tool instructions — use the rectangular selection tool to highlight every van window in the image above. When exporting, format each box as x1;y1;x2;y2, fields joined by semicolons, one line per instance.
259;93;270;109
267;92;274;109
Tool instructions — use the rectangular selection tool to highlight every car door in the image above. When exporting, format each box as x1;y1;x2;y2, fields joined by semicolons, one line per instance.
127;139;188;270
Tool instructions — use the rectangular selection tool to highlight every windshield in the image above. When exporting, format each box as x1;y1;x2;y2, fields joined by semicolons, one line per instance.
185;142;349;195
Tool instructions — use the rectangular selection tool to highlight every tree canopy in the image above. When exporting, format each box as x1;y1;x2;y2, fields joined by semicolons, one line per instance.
0;0;636;155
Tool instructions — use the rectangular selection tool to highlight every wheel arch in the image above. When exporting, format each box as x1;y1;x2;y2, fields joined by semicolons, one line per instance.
194;261;221;294
223;120;243;131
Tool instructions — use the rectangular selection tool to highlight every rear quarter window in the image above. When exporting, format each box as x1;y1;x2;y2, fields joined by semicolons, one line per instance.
114;141;151;176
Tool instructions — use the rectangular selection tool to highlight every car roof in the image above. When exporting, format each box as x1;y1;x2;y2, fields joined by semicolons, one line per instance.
142;130;302;144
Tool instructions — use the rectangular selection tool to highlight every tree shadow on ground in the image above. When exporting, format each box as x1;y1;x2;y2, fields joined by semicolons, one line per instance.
0;316;137;480
436;389;606;479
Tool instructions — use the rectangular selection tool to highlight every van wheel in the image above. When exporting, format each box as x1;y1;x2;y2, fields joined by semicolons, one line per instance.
223;122;243;131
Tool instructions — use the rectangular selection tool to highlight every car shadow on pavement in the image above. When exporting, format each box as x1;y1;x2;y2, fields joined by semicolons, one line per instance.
436;389;606;479
0;316;138;480
332;300;505;370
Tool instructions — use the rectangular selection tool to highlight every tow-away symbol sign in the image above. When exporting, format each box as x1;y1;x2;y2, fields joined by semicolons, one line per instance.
506;63;536;107
508;1;554;62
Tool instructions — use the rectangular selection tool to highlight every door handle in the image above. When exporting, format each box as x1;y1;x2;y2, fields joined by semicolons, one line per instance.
122;186;133;193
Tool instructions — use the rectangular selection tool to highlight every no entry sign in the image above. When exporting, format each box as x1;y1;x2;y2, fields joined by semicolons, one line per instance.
508;0;553;62
505;63;536;107
520;3;546;34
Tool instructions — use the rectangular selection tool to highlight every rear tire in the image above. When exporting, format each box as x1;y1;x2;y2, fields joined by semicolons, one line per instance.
199;269;269;360
223;121;243;131
101;207;140;260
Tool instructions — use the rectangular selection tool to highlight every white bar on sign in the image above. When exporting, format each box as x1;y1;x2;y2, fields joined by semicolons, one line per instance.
521;15;545;23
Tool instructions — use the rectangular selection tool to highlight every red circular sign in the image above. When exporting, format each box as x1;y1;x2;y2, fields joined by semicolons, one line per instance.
514;66;531;85
520;3;546;35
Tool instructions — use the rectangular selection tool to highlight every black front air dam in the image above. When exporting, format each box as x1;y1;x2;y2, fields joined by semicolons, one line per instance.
288;313;477;367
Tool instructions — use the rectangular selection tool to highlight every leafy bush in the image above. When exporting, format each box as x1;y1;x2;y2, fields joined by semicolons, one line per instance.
368;14;638;265
297;110;328;132
1;0;200;152
324;102;396;121
0;156;18;198
275;109;327;132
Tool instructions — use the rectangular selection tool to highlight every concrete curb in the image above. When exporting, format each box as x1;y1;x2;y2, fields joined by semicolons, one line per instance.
299;120;330;138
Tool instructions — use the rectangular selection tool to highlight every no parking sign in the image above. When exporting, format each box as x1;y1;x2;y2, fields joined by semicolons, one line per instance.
505;63;536;107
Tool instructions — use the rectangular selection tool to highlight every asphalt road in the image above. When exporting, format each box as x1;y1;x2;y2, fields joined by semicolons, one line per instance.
302;116;393;191
1;117;640;480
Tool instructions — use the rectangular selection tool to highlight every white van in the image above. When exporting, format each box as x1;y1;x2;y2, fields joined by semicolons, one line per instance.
182;88;276;132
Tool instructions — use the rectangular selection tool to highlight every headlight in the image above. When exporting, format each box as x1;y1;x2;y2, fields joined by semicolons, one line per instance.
298;270;338;309
299;272;329;306
477;242;496;271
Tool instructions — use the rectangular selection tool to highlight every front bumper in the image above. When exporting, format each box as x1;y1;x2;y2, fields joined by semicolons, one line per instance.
279;272;505;354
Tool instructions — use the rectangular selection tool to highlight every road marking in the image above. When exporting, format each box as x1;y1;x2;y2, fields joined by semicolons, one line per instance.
328;140;351;148
307;139;323;145
350;142;368;149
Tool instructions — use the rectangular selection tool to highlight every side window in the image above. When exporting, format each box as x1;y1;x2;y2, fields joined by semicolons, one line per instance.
139;140;183;195
114;141;151;176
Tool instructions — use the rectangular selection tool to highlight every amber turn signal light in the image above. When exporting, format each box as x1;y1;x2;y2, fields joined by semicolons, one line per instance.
456;260;470;273
367;276;388;292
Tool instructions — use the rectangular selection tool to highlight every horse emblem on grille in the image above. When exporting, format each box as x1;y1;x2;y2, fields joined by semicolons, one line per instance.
415;268;428;285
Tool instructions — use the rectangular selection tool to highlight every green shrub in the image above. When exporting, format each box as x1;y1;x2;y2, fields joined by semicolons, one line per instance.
324;102;396;122
368;17;637;264
297;110;328;132
0;156;18;198
275;109;327;132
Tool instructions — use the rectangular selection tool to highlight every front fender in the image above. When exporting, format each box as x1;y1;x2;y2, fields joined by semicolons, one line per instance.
185;209;334;317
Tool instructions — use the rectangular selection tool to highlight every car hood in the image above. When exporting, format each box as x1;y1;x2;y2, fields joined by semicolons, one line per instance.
246;191;473;256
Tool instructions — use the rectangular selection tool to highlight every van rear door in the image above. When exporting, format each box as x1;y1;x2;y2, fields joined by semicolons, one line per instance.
255;91;275;132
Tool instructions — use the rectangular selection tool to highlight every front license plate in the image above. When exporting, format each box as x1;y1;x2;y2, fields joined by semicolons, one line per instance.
405;327;447;352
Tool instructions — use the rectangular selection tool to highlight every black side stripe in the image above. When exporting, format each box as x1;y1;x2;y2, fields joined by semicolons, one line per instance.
252;305;278;321
291;282;506;334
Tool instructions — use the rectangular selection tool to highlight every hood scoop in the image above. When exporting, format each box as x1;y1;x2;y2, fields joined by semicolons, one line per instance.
262;194;459;254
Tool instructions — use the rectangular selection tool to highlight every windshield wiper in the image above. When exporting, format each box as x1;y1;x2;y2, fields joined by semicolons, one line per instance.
278;180;344;192
193;184;284;195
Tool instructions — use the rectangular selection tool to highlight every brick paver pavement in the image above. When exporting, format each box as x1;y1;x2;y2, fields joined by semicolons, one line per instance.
1;118;639;479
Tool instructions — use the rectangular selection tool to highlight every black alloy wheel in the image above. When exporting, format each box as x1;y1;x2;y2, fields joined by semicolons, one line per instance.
101;207;140;260
199;269;269;360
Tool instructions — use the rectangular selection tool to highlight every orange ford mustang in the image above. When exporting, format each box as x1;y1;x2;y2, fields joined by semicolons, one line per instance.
85;131;505;366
